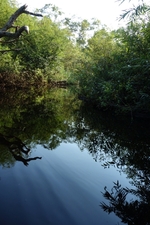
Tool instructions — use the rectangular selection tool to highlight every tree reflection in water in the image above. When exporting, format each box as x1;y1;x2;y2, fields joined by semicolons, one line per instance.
0;133;42;166
0;88;150;224
100;180;150;225
74;104;150;225
0;87;80;167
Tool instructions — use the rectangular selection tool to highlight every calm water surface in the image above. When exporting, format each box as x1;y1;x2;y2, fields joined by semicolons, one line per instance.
0;88;150;225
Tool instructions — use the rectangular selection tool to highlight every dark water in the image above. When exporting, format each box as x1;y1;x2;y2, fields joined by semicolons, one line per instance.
0;88;150;225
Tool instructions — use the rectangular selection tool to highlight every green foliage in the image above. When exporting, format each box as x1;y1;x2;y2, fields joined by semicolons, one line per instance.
72;9;150;115
0;0;17;27
0;0;81;82
63;17;100;46
118;0;149;21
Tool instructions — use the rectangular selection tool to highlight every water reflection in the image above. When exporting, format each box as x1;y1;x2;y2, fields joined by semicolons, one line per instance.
75;104;150;224
0;133;42;166
0;87;81;167
0;87;150;224
100;180;150;225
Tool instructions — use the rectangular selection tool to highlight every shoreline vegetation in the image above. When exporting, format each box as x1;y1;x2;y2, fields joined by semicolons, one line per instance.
0;72;68;89
1;0;150;117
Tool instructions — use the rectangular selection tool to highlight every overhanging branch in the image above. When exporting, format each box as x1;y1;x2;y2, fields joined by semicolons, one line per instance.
0;4;43;39
0;4;43;32
24;10;43;17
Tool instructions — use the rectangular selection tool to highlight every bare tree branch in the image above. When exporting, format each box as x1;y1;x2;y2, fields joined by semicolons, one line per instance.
0;25;30;39
1;4;42;32
24;10;43;17
0;4;43;39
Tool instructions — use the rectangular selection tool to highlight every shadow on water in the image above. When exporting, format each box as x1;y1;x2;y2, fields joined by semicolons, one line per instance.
0;87;150;224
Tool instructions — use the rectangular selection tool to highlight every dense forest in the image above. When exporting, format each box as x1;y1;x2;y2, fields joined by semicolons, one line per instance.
0;0;150;116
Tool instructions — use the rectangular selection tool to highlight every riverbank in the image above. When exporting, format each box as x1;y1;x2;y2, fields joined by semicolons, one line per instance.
0;72;69;90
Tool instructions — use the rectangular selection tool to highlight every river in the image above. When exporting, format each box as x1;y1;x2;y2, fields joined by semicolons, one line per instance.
0;87;150;225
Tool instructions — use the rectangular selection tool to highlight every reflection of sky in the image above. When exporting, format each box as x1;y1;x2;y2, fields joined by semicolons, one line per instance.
0;141;128;225
35;143;123;225
35;142;134;224
49;142;134;190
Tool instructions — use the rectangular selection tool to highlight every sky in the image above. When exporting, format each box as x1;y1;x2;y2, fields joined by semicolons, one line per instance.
17;0;150;29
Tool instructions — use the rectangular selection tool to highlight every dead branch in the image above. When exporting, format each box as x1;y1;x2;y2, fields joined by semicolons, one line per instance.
0;25;29;38
24;10;43;17
0;4;43;39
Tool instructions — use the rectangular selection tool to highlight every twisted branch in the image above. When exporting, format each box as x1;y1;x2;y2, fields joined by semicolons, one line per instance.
0;4;43;52
0;4;42;33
